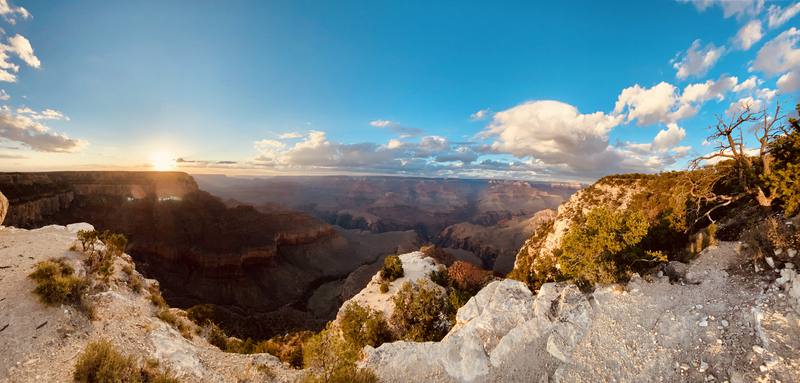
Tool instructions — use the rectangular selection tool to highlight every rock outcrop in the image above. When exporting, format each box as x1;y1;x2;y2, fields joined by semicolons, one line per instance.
0;171;420;339
436;209;556;273
0;171;198;228
361;242;800;382
0;224;299;383
0;190;7;225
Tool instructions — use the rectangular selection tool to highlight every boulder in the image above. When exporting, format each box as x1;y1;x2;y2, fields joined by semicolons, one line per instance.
363;280;593;382
0;190;7;225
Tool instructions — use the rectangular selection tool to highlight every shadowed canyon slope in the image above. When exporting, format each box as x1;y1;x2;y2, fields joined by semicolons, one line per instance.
195;175;580;273
0;171;417;338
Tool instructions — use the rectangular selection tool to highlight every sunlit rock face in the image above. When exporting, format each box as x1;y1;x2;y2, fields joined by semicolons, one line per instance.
0;190;7;224
0;171;198;227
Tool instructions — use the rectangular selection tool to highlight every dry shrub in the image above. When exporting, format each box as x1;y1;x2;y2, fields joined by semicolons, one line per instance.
157;309;193;339
447;261;492;293
28;258;94;318
74;340;180;383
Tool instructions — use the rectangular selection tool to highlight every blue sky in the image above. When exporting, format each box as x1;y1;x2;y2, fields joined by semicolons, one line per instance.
0;0;798;181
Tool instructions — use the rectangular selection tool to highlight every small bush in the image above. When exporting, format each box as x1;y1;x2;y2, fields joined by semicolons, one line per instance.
380;255;404;282
29;258;93;317
253;331;312;368
79;230;128;281
339;302;393;349
379;281;389;294
129;275;144;293
428;266;449;288
147;285;167;309
186;304;215;326
157;309;192;339
74;340;140;382
390;280;450;342
73;340;180;383
301;325;378;383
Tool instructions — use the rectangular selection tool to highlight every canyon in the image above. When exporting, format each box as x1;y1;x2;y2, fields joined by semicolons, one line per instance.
0;171;573;338
194;174;579;273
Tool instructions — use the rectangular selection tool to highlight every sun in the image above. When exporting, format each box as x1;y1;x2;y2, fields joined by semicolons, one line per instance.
149;151;177;171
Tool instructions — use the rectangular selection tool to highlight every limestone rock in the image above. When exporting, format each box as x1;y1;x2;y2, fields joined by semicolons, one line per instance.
363;280;593;382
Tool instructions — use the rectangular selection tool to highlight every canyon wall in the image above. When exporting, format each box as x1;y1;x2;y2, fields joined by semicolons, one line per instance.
195;175;581;271
0;171;198;228
0;171;418;338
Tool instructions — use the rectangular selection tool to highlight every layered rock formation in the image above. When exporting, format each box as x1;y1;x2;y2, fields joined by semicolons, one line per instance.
359;242;800;382
436;209;556;273
0;171;198;228
0;171;419;338
195;175;580;270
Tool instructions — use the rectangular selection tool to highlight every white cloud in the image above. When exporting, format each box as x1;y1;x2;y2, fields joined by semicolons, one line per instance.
777;71;800;93
680;0;764;19
615;82;679;125
0;107;85;152
369;119;393;128
0;34;41;82
0;0;30;25
614;76;739;126
278;132;303;139
481;100;627;172
726;96;763;116
768;2;800;29
16;107;68;121
470;109;490;121
756;87;777;100
734;20;763;50
672;39;725;79
369;119;423;138
252;130;483;172
752;28;800;76
732;76;758;92
386;139;403;149
652;123;687;152
679;75;738;104
0;89;9;100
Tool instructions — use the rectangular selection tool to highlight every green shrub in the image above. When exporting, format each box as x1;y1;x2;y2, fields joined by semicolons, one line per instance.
380;255;404;282
73;340;180;383
428;266;449;287
390;280;450;342
379;281;389;294
764;107;800;217
253;331;312;368
558;206;664;286
29;259;93;317
339;302;393;349
301;325;378;383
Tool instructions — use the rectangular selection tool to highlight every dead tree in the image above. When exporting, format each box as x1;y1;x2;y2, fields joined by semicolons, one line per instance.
690;103;785;208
